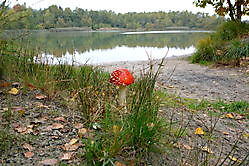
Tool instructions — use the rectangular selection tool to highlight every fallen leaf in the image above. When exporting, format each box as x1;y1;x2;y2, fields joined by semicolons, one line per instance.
59;152;74;161
62;143;81;151
201;146;214;154
39;159;58;165
225;113;234;119
229;156;240;162
115;161;126;166
69;138;78;145
167;85;174;88
12;107;25;115
235;114;245;120
78;128;88;138
54;117;66;122
146;123;154;128
51;135;59;139
195;127;205;135
35;102;49;109
112;125;122;133
182;144;193;150
23;143;34;151
15;125;34;134
35;94;47;100
222;131;230;135
74;123;84;129
0;81;11;87
15;125;27;133
8;88;19;95
24;151;34;158
242;133;249;139
46;123;64;130
26;83;36;90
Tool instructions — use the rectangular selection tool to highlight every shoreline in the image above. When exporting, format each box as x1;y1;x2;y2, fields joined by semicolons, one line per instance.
99;55;249;102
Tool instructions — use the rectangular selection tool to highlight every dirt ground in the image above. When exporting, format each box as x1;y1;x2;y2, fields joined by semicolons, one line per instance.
99;56;249;102
0;56;248;165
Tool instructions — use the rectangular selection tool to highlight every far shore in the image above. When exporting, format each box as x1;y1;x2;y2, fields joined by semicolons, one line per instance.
3;27;214;33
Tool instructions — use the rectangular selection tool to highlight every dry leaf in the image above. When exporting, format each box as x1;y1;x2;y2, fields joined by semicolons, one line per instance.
167;85;174;88
8;88;19;95
51;135;59;139
115;161;126;166
35;94;47;100
24;151;34;158
15;125;33;134
46;123;64;130
35;102;49;109
225;113;234;119
62;143;81;151
60;152;74;161
74;123;84;129
26;83;36;90
112;125;121;133
195;127;205;135
235;114;245;120
147;123;154;128
15;125;27;133
39;159;58;165
229;156;240;162
78;128;88;138
222;131;230;135
201;146;214;154
54;117;66;122
12;107;25;115
182;144;193;150
69;138;78;145
0;81;11;87
23;143;34;151
242;133;249;139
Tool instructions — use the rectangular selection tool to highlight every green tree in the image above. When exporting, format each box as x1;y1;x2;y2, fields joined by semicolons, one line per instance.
194;0;249;21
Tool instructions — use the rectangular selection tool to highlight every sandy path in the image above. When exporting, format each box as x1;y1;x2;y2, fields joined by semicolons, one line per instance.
99;56;249;101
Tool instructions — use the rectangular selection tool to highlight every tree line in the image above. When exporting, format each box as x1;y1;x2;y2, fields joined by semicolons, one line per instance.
1;4;225;30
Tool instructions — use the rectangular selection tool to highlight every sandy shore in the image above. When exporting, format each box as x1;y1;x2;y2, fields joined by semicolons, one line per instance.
98;56;249;101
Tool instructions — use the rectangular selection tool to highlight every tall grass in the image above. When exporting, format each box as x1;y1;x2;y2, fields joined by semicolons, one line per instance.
82;60;166;165
0;51;167;165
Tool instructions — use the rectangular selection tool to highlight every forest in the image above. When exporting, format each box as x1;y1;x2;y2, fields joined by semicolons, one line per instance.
1;4;225;30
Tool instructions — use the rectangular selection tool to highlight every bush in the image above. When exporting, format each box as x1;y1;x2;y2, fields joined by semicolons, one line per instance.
191;37;219;63
192;21;249;65
215;21;249;41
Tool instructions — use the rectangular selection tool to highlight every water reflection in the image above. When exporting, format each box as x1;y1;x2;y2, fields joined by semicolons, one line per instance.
36;46;195;65
20;31;208;64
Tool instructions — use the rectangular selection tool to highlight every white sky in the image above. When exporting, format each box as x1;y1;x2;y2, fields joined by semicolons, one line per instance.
11;0;215;14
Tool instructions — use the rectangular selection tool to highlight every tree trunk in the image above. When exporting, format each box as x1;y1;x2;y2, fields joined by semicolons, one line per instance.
227;0;236;21
235;0;243;21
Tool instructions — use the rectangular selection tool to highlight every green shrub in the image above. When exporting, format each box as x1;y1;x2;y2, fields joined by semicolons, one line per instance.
223;40;249;65
191;37;217;63
192;21;249;64
215;21;249;41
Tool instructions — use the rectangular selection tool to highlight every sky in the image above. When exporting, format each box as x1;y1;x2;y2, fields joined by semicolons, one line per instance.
11;0;215;14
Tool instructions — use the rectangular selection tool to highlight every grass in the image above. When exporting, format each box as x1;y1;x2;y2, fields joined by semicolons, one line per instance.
1;42;249;165
191;21;249;65
0;52;167;165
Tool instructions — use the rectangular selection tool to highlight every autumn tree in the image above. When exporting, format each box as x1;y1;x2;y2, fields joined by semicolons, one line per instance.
194;0;249;21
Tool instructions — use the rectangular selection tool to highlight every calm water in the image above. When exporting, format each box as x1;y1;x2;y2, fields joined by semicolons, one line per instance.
21;30;210;65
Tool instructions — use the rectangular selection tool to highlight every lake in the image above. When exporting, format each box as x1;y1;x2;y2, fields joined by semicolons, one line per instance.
19;30;210;65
